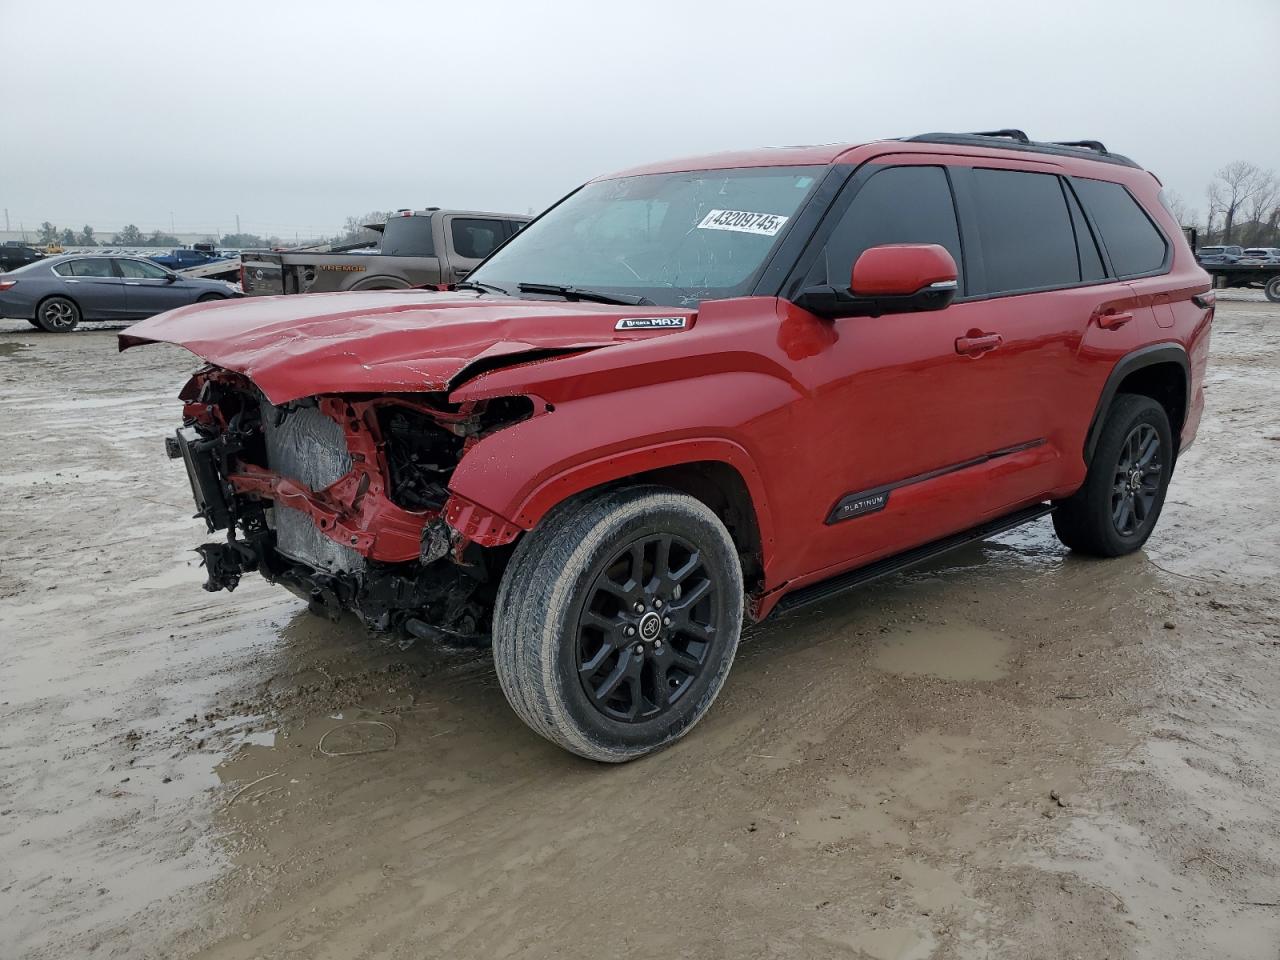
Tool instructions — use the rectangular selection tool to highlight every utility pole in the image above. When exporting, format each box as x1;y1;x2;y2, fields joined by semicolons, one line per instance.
3;208;8;233
235;213;241;235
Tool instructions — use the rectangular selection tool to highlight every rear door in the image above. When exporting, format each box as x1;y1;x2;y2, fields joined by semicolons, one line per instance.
442;215;509;282
117;257;195;315
55;257;129;318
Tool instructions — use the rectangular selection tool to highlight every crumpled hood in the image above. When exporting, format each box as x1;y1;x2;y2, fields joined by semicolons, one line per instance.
119;289;695;404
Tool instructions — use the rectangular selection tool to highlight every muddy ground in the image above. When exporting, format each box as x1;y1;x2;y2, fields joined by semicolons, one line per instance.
1;295;1278;960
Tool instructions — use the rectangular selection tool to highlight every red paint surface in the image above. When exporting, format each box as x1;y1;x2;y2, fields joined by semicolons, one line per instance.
129;140;1211;615
850;243;958;296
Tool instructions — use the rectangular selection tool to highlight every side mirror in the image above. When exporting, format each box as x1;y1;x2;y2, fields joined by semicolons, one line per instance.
793;243;958;319
165;273;179;283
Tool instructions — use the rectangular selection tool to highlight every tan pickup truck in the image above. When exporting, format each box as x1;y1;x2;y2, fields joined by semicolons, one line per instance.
239;208;529;295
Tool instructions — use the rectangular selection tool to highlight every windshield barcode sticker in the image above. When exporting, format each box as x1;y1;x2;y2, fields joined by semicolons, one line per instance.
696;209;789;237
616;317;687;330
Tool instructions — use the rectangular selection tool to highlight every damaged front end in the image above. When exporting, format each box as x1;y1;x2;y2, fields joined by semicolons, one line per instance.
168;367;528;643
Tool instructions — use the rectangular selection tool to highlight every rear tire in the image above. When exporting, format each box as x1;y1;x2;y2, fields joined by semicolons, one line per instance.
197;293;226;303
1053;394;1173;557
35;296;80;332
1265;276;1280;303
492;486;744;762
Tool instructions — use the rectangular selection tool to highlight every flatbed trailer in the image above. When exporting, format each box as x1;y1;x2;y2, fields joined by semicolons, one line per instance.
177;257;240;282
1202;263;1280;302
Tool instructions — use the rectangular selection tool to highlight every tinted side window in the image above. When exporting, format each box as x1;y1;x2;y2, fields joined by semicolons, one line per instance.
1072;178;1168;277
381;215;435;257
66;258;115;278
1063;184;1107;282
118;259;168;279
821;166;964;294
971;169;1079;293
450;218;505;260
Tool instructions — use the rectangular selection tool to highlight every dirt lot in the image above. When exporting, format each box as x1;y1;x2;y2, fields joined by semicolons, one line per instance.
1;295;1278;960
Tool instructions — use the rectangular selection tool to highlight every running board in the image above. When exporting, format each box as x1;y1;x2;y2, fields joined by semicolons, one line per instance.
773;503;1055;615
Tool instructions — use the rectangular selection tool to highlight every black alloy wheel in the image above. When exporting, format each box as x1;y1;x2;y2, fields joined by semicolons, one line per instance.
36;296;80;332
491;486;744;762
576;533;719;723
1052;393;1174;556
1111;423;1163;536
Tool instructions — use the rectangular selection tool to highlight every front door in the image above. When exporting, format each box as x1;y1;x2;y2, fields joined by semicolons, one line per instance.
117;257;193;316
783;160;1089;578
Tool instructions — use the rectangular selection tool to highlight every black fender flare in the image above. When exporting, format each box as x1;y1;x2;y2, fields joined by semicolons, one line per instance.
349;275;411;291
1084;343;1190;464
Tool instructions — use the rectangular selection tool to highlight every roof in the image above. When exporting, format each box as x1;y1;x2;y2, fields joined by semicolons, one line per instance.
597;130;1144;180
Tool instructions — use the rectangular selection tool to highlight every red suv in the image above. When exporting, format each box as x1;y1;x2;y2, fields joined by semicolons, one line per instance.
124;129;1213;762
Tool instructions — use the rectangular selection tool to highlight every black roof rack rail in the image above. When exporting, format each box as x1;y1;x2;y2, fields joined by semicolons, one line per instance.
1051;139;1109;154
900;131;1141;169
968;129;1030;143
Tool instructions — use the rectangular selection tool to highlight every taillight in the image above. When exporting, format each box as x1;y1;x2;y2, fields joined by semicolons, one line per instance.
0;280;17;292
239;262;246;290
1192;291;1216;310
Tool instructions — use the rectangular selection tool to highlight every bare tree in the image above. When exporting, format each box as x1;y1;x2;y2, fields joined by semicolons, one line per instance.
1204;182;1224;242
1162;189;1194;227
1212;161;1266;244
335;210;393;246
1242;171;1278;246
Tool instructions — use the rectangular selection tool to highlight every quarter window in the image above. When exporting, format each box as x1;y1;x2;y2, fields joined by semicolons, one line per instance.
1072;178;1168;278
818;165;964;294
970;169;1080;293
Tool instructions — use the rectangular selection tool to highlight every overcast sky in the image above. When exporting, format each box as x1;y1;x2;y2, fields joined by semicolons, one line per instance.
2;0;1277;240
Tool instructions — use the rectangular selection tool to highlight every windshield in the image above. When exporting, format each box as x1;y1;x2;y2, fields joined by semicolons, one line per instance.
469;166;823;306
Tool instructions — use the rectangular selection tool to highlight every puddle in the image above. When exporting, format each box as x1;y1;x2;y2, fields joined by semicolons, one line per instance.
0;341;33;361
871;623;1011;681
837;925;937;960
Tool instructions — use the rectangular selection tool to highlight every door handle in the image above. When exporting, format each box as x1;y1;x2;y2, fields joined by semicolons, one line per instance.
124;281;141;285
955;331;1003;356
1095;309;1133;330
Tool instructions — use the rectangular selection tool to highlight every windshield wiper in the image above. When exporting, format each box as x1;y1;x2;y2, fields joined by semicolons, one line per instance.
454;280;509;295
517;282;653;306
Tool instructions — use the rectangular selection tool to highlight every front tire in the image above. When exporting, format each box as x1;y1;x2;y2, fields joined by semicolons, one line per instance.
493;486;744;762
197;293;226;303
1265;276;1280;303
1053;394;1173;557
35;296;80;332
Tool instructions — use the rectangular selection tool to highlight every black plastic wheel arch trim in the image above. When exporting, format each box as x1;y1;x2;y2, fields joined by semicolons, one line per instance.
825;439;1046;525
1083;343;1190;465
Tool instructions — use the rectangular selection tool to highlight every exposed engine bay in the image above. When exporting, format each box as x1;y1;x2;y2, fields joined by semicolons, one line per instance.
168;366;532;644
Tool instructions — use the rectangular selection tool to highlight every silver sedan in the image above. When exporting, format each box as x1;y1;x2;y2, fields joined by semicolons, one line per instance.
0;254;242;332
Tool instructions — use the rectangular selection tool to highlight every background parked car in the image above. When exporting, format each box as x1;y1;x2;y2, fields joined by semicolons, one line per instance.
1196;245;1244;264
0;254;242;331
0;242;45;272
1238;247;1280;265
148;247;233;271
